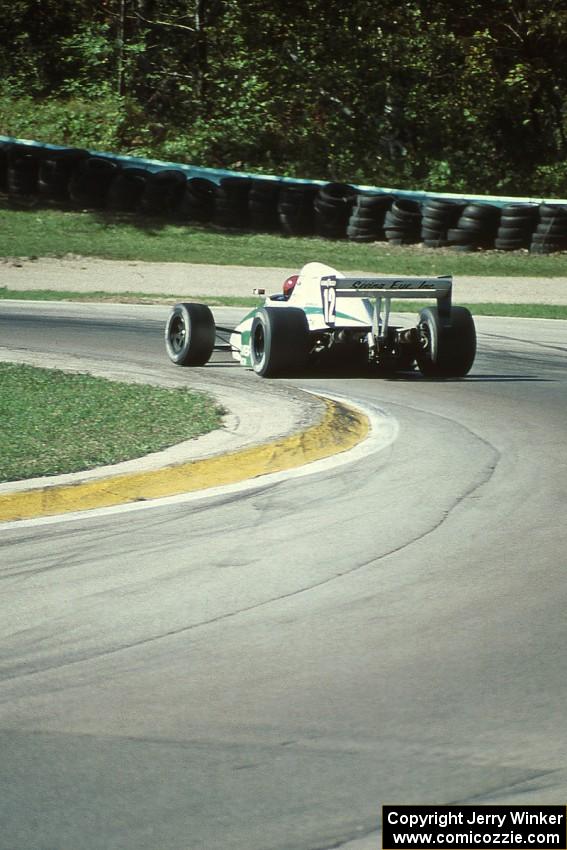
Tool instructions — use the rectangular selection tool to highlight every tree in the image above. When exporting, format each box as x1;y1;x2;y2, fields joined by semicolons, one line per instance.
1;0;565;194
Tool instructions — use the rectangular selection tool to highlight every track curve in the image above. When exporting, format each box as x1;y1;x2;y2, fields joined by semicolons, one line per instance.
0;303;566;850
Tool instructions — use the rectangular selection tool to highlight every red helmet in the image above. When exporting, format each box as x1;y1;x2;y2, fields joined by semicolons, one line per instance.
283;274;299;298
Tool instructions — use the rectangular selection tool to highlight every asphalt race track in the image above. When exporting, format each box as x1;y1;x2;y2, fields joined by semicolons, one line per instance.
0;302;566;850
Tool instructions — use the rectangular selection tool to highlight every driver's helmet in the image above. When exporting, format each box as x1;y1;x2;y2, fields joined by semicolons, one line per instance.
283;274;299;299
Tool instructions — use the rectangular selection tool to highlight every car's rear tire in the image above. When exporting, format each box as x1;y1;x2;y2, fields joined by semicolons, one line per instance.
416;306;476;377
250;307;309;377
165;302;216;366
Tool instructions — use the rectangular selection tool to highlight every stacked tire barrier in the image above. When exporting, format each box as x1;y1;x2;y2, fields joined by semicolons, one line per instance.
0;141;10;191
178;177;216;222
531;204;567;253
6;144;41;196
420;199;465;247
495;203;539;251
347;193;393;242
446;203;501;251
277;183;318;235
68;156;121;208
38;148;89;202
106;167;149;212
313;182;357;239
1;137;566;252
248;178;281;232
384;198;422;244
212;176;252;229
139;168;187;216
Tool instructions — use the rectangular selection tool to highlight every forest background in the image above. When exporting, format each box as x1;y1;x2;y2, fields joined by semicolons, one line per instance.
1;0;566;197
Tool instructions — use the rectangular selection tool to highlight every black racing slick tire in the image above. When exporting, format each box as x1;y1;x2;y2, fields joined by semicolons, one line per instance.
165;302;216;366
416;306;476;378
250;307;309;377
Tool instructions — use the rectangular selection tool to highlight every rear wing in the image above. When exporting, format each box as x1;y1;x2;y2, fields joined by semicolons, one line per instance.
322;274;453;331
335;275;451;303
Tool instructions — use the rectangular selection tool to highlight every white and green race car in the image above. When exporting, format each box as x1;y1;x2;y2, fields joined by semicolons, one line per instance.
165;261;476;378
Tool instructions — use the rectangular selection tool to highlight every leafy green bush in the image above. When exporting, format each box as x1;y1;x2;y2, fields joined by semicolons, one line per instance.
1;0;566;198
530;163;567;197
0;91;125;150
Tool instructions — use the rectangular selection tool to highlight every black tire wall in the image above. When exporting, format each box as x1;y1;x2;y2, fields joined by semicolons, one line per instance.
1;139;565;252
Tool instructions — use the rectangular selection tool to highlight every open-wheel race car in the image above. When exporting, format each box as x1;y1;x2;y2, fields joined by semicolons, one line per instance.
165;262;476;378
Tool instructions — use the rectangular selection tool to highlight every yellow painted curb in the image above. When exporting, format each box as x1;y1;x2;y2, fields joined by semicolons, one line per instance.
0;397;369;522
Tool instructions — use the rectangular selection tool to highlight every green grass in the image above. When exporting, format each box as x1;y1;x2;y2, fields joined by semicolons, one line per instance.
391;301;567;319
0;363;224;482
2;202;567;276
0;286;263;307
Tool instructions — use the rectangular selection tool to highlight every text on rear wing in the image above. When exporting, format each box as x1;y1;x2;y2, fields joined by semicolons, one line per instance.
335;276;452;297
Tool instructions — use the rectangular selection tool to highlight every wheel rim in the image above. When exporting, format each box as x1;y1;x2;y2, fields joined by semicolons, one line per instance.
252;323;265;364
169;314;186;353
418;321;432;354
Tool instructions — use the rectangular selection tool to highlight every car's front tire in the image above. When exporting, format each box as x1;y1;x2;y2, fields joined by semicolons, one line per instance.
165;302;216;366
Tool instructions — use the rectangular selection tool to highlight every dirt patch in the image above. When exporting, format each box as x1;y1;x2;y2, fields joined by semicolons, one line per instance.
2;255;567;304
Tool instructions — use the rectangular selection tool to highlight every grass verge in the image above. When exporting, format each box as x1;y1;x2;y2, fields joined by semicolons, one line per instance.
0;286;262;307
2;202;567;276
392;301;567;319
1;287;566;318
0;363;224;482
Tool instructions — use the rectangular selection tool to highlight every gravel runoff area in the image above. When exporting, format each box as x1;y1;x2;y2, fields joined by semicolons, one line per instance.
2;256;567;304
